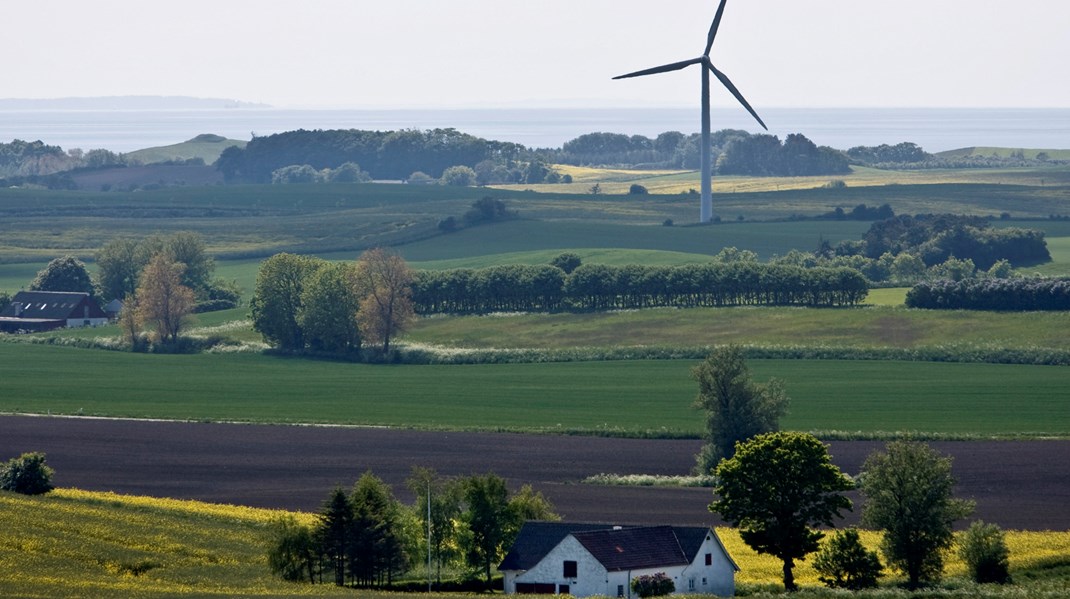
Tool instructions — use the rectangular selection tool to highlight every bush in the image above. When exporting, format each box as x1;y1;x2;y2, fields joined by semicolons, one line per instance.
193;299;238;313
631;572;674;598
0;452;55;495
813;528;883;590
629;183;648;195
959;520;1011;584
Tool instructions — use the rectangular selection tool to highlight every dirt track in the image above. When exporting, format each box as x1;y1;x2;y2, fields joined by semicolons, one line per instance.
2;416;1067;530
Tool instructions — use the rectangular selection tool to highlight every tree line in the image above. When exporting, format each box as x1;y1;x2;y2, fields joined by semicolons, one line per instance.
412;262;869;313
539;130;850;176
269;470;557;590
905;278;1070;311
215;128;527;183
251;249;416;354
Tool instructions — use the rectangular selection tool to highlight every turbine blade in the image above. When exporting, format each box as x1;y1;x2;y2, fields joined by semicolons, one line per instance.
704;0;730;56
613;57;703;80
709;64;768;130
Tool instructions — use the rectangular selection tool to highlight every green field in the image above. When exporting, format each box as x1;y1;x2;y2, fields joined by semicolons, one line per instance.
1;344;1066;437
405;306;1070;353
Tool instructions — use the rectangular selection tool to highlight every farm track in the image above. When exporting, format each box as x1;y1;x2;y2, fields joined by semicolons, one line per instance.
2;415;1067;530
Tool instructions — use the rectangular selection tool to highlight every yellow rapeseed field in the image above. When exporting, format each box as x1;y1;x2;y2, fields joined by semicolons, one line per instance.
1;488;1068;597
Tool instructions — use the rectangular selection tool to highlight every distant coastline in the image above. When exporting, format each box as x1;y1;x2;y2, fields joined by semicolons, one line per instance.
0;95;270;111
0;104;1067;154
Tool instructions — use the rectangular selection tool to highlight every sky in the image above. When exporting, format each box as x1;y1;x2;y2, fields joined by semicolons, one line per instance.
7;0;1069;109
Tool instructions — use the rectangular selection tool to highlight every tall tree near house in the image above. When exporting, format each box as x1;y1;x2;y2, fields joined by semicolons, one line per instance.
861;441;974;589
461;474;515;590
318;487;353;587
96;238;142;301
710;432;854;592
135;254;195;344
29;255;96;297
692;345;789;473
351;248;415;353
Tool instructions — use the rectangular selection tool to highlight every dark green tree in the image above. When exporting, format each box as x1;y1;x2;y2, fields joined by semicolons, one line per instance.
29;256;96;297
95;239;143;301
959;520;1011;584
251;253;323;349
317;487;353;587
691;345;790;473
299;262;361;353
0;452;55;495
813;528;883;590
348;471;409;587
268;516;318;583
163;232;214;294
710;432;854;592
441;165;477;186
549;252;582;274
860;441;974;589
461;474;516;589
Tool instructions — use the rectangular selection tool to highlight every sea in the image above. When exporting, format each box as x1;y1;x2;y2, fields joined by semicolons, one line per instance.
0;107;1067;154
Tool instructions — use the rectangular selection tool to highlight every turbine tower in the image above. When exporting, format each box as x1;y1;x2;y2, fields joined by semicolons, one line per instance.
614;0;767;223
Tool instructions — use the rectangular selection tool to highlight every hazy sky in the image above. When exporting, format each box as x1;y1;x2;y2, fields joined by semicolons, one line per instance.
9;0;1068;109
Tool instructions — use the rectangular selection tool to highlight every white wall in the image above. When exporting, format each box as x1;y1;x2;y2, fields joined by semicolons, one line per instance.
65;317;109;328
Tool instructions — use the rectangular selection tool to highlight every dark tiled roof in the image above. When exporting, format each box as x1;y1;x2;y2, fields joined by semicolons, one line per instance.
1;291;106;320
499;522;715;573
499;522;619;571
573;526;690;572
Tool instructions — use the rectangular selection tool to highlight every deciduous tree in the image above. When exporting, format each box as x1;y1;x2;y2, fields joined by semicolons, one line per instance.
860;441;974;589
29;255;96;297
691;345;789;473
300;262;361;353
0;452;54;495
251;253;323;349
351;248;415;354
407;467;462;587
461;474;515;589
710;432;854;592
135;254;195;344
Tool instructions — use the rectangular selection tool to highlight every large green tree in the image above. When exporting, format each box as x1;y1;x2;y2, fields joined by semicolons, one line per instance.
299;262;361;353
318;487;353;587
29;255;96;297
860;441;974;589
348;471;410;587
461;474;514;589
251;253;323;349
692;345;790;473
95;239;142;301
710;432;854;592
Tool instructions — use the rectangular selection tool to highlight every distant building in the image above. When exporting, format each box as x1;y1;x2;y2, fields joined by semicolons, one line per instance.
0;291;109;333
500;522;738;598
104;298;124;321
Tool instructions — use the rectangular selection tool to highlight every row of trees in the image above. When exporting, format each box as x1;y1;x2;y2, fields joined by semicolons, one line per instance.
412;262;869;313
251;249;415;354
906;278;1070;311
269;470;557;589
693;348;1006;592
216;128;527;183
771;247;1015;285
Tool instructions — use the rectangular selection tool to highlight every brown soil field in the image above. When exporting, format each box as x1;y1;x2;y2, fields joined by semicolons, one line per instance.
1;416;1067;530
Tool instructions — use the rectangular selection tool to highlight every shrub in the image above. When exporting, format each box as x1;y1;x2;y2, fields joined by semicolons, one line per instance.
959;520;1011;584
0;452;55;495
813;528;883;590
629;183;648;195
631;572;674;598
193;299;238;313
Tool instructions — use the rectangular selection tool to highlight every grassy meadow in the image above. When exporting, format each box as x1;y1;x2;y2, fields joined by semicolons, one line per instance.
2;488;1068;598
1;343;1067;437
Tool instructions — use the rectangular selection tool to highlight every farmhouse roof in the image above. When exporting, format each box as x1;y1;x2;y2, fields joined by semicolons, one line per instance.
499;521;733;573
499;522;618;571
0;291;106;320
572;526;690;571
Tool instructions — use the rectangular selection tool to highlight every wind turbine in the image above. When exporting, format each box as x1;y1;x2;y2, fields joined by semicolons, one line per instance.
614;0;767;223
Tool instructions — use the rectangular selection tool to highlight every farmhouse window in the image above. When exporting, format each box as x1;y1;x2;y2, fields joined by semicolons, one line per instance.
688;578;695;591
558;584;570;594
563;560;578;578
617;584;625;597
705;553;712;566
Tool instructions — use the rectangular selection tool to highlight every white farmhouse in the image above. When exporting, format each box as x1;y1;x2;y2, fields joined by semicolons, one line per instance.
500;522;738;598
0;291;109;333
